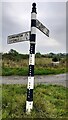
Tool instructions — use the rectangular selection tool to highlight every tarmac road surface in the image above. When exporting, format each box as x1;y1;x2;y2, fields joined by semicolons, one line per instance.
0;73;68;87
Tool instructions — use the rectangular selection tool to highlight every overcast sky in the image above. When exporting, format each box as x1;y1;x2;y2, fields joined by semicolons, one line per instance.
2;0;66;54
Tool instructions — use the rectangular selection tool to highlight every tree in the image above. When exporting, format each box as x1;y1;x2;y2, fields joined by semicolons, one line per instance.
52;56;59;62
36;52;41;58
9;49;18;55
8;49;19;61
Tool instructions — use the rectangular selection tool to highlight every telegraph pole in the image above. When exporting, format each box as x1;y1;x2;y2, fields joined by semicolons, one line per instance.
26;3;37;113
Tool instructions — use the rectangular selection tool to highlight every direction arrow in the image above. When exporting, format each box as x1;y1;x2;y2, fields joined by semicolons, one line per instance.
36;19;49;37
7;31;31;44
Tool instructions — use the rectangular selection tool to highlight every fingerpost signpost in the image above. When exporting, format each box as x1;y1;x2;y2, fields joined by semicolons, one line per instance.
7;3;49;113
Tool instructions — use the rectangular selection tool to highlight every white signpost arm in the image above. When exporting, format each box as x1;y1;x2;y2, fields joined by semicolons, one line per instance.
7;31;31;44
36;19;49;37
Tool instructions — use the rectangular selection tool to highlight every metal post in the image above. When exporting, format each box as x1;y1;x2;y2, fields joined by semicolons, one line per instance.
26;3;37;113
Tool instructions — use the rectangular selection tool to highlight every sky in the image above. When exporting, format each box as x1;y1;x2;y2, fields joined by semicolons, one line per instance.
1;0;67;54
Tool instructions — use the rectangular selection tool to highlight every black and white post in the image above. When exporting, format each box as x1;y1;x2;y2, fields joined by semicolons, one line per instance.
7;2;49;114
26;3;37;113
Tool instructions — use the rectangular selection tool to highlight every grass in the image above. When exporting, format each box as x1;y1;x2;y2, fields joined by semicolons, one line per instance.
2;57;67;76
2;57;66;76
2;67;66;76
2;67;28;76
1;84;68;119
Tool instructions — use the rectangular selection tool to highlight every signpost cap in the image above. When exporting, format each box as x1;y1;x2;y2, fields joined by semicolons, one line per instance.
32;3;37;13
32;3;36;7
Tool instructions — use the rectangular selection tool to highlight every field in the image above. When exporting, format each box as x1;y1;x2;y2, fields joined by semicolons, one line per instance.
2;57;67;76
1;84;68;119
1;52;68;119
1;49;67;76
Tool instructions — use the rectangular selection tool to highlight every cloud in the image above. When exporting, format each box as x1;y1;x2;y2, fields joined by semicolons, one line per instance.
45;38;60;47
2;0;67;2
2;2;66;54
36;30;60;47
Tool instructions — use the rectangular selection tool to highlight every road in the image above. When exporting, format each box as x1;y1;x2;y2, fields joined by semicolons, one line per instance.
0;74;68;87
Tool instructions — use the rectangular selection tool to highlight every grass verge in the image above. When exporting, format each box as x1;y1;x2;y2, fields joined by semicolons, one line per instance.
2;67;66;76
2;84;68;119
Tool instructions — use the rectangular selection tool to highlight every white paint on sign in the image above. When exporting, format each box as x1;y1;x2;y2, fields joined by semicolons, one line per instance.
31;13;36;20
36;19;49;37
29;54;35;65
7;31;31;44
27;77;34;89
31;27;36;34
26;101;33;112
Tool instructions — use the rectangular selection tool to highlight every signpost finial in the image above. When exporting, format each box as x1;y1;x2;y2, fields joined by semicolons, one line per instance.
32;3;36;13
32;3;36;7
